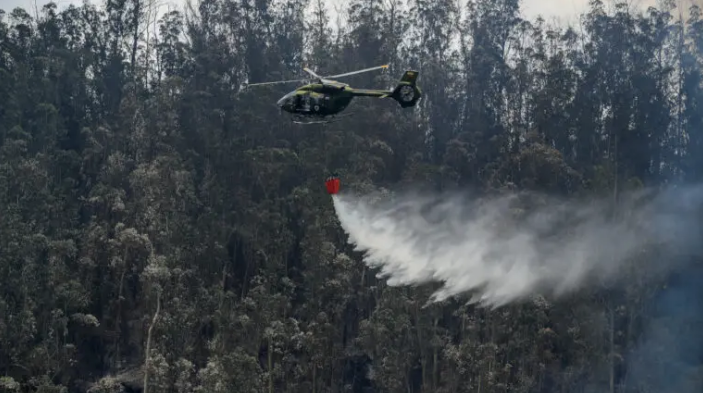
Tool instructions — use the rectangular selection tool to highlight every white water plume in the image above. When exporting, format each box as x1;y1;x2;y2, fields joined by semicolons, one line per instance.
332;186;703;308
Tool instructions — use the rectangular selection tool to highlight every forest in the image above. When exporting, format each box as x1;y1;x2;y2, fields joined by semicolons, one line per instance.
1;0;703;391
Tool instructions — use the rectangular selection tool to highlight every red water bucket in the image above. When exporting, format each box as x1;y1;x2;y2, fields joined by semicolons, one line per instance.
325;176;340;195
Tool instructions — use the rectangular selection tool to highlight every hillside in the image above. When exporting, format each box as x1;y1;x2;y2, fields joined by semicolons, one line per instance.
1;0;703;392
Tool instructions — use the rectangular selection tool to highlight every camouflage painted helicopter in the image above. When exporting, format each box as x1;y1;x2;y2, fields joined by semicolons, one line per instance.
243;64;421;124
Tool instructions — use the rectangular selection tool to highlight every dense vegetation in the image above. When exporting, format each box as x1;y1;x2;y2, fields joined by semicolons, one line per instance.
1;0;703;391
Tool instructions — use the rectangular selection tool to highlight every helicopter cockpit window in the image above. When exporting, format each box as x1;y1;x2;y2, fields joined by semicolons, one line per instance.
277;90;325;113
277;91;296;107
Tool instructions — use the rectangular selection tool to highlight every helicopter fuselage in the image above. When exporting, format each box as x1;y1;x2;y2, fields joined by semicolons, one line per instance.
277;83;352;116
276;80;396;117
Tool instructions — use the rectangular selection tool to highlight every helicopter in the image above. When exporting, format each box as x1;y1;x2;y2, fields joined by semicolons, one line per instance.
243;64;421;124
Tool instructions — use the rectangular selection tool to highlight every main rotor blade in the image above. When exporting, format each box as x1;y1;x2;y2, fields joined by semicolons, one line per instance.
323;64;389;79
244;79;306;87
303;67;323;80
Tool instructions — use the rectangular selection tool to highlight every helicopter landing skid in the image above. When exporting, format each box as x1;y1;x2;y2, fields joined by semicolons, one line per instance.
292;112;355;125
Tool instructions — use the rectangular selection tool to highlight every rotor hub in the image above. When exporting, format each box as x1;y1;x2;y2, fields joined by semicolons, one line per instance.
399;85;415;102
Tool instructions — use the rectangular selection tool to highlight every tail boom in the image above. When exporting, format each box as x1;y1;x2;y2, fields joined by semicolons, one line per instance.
348;70;421;108
350;88;393;98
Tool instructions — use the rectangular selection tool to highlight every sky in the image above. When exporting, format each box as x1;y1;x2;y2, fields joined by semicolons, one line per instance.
2;0;701;36
0;0;670;21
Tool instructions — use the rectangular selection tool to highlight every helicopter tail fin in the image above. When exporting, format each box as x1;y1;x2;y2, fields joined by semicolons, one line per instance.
390;70;422;108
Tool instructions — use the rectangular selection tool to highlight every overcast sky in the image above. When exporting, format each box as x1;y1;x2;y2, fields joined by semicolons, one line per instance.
5;0;698;35
1;0;669;21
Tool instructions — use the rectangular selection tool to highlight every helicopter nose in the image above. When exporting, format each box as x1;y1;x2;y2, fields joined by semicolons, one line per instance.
277;97;294;113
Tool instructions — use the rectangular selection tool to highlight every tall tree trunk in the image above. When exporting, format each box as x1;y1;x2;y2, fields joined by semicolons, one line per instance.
143;289;161;393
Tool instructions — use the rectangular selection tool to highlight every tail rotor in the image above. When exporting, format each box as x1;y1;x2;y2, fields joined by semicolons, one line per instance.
390;70;421;108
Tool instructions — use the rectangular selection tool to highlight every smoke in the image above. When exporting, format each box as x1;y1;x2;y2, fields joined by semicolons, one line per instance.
332;185;703;308
624;264;703;392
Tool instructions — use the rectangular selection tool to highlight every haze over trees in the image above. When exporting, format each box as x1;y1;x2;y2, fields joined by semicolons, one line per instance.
1;0;703;392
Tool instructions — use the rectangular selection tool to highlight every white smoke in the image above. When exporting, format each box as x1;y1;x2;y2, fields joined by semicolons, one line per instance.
332;186;703;308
